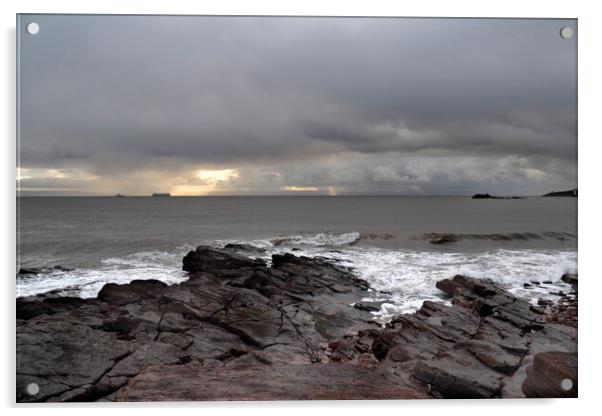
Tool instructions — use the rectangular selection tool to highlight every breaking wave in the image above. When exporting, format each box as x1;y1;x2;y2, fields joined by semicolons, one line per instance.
17;231;577;323
16;249;189;298
218;232;577;321
322;247;577;321
269;231;361;247
215;231;363;250
418;231;576;244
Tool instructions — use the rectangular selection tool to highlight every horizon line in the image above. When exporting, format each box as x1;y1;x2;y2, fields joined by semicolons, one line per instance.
15;193;554;198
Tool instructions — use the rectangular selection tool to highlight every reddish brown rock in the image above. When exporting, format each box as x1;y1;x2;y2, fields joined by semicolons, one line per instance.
16;247;578;402
522;352;577;398
17;246;375;402
117;362;429;401
328;274;577;399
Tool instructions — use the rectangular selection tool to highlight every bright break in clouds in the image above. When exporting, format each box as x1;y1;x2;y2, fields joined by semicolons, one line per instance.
18;16;577;196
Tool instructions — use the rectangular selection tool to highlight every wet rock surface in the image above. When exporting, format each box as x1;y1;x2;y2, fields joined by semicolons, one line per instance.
16;247;577;401
17;246;382;402
328;274;577;399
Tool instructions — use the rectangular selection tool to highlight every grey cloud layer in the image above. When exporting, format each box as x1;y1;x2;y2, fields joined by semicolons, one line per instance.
18;16;577;194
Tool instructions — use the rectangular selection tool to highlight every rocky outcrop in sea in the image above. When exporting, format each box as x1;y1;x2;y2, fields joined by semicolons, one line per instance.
16;246;577;401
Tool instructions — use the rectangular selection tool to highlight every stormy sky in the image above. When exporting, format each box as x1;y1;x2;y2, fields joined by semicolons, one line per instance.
17;15;577;196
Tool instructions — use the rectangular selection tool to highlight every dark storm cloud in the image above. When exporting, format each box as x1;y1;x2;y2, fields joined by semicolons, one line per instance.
18;15;577;194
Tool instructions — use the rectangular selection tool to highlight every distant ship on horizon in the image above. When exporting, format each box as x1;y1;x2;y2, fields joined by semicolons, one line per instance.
152;193;171;197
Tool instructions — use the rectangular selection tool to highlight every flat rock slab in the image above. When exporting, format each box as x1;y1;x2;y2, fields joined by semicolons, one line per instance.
413;356;503;399
117;362;429;401
16;247;578;402
521;352;578;398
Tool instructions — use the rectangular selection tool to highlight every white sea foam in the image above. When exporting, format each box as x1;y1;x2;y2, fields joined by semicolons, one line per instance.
249;237;577;322
322;247;577;321
16;232;577;324
16;249;189;298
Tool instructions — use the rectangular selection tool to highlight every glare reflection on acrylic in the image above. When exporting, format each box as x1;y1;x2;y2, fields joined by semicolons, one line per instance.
16;15;577;401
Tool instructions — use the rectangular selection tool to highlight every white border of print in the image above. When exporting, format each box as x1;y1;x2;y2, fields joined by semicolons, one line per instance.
2;0;600;414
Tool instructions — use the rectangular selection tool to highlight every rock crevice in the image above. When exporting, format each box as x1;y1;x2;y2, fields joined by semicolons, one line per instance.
16;246;577;401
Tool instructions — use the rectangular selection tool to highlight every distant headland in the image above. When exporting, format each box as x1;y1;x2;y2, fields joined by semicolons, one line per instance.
543;189;577;197
472;189;577;199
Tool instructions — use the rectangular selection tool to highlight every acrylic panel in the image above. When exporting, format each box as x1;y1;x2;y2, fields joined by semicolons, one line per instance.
16;15;577;402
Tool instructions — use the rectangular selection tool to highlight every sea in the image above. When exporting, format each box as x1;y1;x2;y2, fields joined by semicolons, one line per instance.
16;196;577;322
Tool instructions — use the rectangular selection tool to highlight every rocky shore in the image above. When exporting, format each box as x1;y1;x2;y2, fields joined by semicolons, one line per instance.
16;246;577;402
